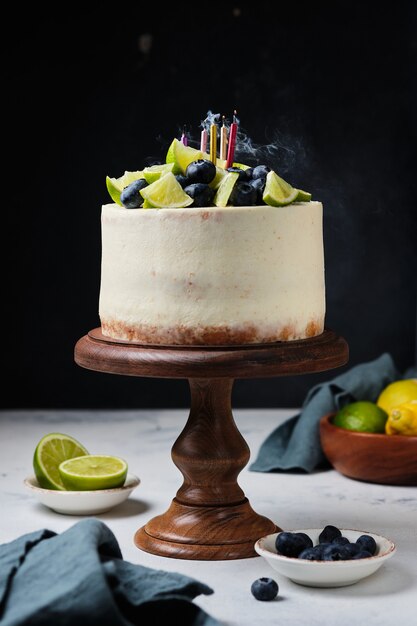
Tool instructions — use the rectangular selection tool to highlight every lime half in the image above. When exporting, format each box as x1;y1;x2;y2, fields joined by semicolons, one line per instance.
106;171;144;206
140;172;193;208
59;455;128;491
214;171;240;206
33;433;89;490
143;162;175;183
263;171;298;206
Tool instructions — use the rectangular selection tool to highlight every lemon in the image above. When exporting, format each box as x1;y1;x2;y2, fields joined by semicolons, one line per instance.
33;433;89;490
376;379;417;414
332;401;388;433
213;171;240;207
262;171;299;206
140;172;193;208
58;455;128;491
143;162;175;183
386;401;417;436
106;171;144;206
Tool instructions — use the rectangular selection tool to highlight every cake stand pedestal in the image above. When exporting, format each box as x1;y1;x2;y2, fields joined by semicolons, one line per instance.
75;328;348;560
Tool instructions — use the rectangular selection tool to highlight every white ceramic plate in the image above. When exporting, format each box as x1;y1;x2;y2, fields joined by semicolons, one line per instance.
255;529;396;588
24;473;140;515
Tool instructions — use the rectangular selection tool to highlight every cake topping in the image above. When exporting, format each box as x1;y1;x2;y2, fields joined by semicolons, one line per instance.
106;113;312;209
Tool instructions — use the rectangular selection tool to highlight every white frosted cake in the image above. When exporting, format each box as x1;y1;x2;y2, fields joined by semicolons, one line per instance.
99;202;325;345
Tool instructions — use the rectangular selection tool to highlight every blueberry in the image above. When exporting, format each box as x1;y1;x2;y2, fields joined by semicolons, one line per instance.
184;183;215;207
229;181;258;206
322;544;352;561
318;525;342;544
343;543;362;557
352;550;373;559
298;546;323;561
227;166;249;181
175;174;190;188
250;577;279;601
294;532;314;549
186;159;216;184
252;164;271;180
250;177;266;204
244;167;254;180
356;535;377;555
120;179;148;209
331;536;350;546
275;531;310;558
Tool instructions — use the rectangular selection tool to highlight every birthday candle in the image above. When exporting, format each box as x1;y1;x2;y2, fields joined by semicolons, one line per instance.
210;123;217;165
200;128;208;152
225;110;238;169
180;126;188;146
220;116;227;161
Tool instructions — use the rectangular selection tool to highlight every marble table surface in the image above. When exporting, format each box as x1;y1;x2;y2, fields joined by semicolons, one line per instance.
1;408;416;626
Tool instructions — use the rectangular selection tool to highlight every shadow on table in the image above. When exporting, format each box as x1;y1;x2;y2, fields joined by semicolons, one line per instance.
98;498;150;519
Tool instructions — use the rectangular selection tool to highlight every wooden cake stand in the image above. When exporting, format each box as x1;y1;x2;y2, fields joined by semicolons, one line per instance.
75;327;348;560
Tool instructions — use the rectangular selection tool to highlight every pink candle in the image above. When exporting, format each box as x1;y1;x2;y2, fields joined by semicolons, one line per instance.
180;130;188;146
200;128;208;152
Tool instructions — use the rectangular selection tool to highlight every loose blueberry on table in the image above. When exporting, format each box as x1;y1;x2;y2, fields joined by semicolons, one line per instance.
251;577;279;601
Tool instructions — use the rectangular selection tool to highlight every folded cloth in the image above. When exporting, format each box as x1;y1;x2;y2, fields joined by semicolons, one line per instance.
250;352;404;473
0;518;220;626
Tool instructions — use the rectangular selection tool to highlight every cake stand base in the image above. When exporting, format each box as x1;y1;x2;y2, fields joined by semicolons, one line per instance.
75;328;348;560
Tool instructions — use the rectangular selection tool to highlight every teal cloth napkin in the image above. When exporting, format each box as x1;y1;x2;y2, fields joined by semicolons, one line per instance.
250;353;408;473
0;518;220;626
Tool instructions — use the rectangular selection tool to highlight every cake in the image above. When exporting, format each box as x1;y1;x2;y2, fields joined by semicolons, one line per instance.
99;129;325;346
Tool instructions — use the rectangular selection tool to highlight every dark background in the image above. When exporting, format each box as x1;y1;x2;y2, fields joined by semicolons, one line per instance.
3;1;416;409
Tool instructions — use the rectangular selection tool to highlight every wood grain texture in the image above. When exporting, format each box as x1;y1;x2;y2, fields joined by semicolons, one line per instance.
74;327;349;379
74;328;348;559
135;378;278;560
320;413;417;486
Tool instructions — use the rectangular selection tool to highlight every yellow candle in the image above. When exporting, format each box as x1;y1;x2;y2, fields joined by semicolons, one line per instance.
210;123;217;165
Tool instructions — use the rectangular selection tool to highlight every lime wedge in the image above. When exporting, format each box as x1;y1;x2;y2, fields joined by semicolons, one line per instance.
213;171;239;207
33;433;89;490
106;171;144;206
233;162;250;170
295;188;312;202
142;198;154;208
209;166;227;189
140;172;193;208
263;171;299;206
172;138;203;174
143;162;175;183
58;455;128;491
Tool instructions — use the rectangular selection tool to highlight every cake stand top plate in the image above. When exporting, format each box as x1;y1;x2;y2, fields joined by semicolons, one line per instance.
74;328;348;379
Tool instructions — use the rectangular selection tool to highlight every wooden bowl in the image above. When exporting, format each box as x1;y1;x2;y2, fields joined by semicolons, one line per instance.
319;413;417;486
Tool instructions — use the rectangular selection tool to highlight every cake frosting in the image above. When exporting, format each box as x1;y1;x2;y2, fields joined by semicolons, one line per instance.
99;202;325;345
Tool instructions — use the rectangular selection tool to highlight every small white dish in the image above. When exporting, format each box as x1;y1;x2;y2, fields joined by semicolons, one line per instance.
255;529;396;588
24;473;140;515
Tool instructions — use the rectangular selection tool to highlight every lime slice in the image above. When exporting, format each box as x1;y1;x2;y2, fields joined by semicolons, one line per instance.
140;172;193;208
263;171;299;206
213;171;239;207
295;189;312;202
106;171;144;206
142;198;154;208
143;162;175;183
58;455;128;491
172;138;203;174
33;433;89;490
